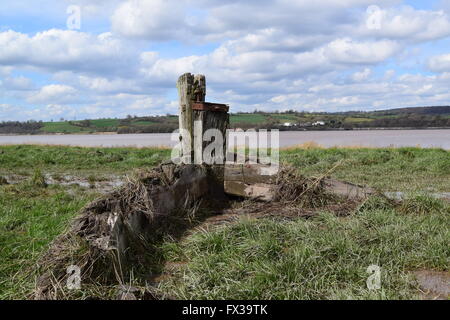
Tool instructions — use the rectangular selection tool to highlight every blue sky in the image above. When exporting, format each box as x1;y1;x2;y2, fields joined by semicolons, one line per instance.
1;0;450;121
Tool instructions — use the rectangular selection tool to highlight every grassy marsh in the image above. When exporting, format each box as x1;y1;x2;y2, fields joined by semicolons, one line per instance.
0;145;448;299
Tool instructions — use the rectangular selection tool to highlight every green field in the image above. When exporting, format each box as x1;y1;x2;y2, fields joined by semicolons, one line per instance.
41;122;90;133
41;119;121;133
230;114;268;125
131;121;157;126
89;119;120;128
344;117;373;123
0;145;448;299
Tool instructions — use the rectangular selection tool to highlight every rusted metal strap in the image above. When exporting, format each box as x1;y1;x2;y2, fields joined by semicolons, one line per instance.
192;102;229;112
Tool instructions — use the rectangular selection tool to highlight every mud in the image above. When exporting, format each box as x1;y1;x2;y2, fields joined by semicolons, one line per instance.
4;173;449;202
186;197;361;233
413;270;450;300
0;176;8;185
46;174;124;192
3;173;124;193
385;191;450;203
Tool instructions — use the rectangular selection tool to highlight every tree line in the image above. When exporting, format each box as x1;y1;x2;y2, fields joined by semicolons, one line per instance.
0;121;43;134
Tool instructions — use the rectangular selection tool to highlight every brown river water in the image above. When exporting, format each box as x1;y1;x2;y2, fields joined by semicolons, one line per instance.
0;129;449;149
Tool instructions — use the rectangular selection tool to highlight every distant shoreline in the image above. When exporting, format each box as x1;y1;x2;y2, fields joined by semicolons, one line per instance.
0;131;119;136
1;127;450;136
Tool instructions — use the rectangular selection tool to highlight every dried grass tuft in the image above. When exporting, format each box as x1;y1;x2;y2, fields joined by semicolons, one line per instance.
34;167;170;299
272;164;333;208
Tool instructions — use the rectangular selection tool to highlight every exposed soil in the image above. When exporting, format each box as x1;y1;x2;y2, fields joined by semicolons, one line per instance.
3;174;124;193
0;176;8;185
198;197;361;230
413;270;450;300
385;191;450;203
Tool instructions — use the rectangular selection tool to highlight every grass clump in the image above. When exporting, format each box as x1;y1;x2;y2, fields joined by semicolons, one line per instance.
399;194;449;215
156;196;449;300
281;147;450;192
356;195;396;212
30;168;47;188
0;182;99;299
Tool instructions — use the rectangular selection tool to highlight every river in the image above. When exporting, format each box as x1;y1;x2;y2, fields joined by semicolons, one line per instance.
0;129;449;149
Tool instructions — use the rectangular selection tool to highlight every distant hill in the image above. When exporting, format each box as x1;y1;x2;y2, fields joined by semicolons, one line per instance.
1;106;449;134
377;106;450;116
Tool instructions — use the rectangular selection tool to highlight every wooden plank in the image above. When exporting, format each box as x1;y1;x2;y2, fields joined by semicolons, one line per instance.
224;163;278;184
224;181;274;201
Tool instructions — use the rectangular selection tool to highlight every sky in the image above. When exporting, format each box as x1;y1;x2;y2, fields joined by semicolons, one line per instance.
1;0;450;121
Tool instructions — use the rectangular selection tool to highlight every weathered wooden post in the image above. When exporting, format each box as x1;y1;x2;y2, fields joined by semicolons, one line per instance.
176;73;278;201
177;73;229;164
177;73;195;163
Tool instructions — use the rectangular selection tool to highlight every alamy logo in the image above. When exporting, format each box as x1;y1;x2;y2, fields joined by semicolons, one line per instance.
366;264;381;290
66;265;81;290
171;124;279;172
366;5;382;30
67;5;81;30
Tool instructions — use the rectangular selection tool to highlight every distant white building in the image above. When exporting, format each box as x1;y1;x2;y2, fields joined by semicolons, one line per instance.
283;122;293;127
312;121;325;126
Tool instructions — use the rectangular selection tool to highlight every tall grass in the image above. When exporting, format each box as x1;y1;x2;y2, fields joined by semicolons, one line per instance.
157;196;449;300
282;147;450;192
0;183;98;299
0;145;170;175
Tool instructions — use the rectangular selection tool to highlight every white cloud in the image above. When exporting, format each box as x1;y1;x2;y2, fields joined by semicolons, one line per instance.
111;0;186;40
28;84;78;104
44;104;76;117
428;53;450;72
139;37;399;90
0;103;24;121
225;29;330;54
0;104;19;112
360;6;450;42
325;38;400;64
383;69;396;80
110;0;401;42
352;68;372;82
0;29;137;76
1;76;34;90
124;96;173;115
